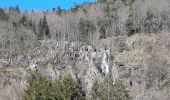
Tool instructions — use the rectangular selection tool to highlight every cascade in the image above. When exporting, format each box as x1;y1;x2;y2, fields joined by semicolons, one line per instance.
101;53;109;75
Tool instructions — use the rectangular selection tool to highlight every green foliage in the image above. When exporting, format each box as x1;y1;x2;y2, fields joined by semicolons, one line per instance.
51;75;85;100
0;8;8;21
37;15;51;40
18;15;36;33
78;18;95;43
22;70;50;100
28;20;37;33
92;77;130;100
22;71;85;100
19;15;28;27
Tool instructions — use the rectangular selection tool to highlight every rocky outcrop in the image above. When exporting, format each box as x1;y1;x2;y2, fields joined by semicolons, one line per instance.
0;33;170;99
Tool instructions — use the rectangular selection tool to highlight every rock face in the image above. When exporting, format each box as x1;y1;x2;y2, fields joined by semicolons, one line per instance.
0;33;170;99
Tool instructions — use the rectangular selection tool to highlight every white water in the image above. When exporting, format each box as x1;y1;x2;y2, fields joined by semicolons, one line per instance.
101;53;109;75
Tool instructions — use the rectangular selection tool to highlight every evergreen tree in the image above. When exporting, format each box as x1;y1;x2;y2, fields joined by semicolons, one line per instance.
98;18;113;39
144;9;159;33
92;77;130;100
51;75;85;100
22;70;50;100
22;72;85;100
0;8;8;21
19;15;36;33
78;18;95;44
19;15;28;27
28;20;36;33
37;15;51;40
15;5;20;13
125;10;140;36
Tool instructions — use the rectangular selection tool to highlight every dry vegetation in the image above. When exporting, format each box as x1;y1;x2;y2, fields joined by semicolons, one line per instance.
0;0;170;100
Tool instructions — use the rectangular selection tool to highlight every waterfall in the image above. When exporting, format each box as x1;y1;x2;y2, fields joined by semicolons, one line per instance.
101;53;109;75
28;60;36;70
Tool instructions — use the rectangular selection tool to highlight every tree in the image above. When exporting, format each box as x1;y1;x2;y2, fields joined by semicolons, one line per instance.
57;6;62;15
125;10;140;36
28;19;36;33
22;72;85;100
91;77;130;100
19;15;28;27
78;18;95;44
15;5;20;13
159;10;169;32
22;70;50;100
51;75;85;100
9;5;20;13
18;15;36;33
144;9;159;33
0;8;8;21
37;15;51;40
98;18;113;39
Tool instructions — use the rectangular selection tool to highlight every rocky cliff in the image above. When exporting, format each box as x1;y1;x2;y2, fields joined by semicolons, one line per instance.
0;33;170;100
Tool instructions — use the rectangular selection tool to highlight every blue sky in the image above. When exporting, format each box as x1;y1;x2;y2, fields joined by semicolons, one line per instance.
0;0;96;11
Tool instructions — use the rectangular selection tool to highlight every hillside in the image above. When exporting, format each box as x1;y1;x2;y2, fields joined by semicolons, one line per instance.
0;0;170;100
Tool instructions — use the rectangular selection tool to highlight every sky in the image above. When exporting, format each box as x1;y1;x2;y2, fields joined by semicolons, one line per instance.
0;0;96;11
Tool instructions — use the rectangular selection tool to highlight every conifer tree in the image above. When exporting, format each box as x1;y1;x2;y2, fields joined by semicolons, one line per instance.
0;8;8;21
37;15;51;40
92;77;130;100
15;5;20;13
22;70;50;100
144;9;159;33
23;72;85;100
78;18;95;44
51;75;85;100
19;15;27;27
